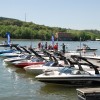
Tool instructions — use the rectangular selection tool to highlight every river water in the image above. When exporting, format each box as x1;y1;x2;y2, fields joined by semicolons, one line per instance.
0;40;100;100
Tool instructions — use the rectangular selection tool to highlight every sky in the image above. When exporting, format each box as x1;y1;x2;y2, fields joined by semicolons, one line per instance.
0;0;100;30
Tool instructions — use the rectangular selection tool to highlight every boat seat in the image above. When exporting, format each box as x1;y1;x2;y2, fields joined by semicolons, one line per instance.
72;70;80;75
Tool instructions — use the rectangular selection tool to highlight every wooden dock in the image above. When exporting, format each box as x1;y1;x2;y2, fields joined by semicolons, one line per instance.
76;88;100;100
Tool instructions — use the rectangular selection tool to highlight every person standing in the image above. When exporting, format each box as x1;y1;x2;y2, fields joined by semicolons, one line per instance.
41;42;44;49
54;43;58;51
45;42;47;49
38;42;41;49
62;43;65;53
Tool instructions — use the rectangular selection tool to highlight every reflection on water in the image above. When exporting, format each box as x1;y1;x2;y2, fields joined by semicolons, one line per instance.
5;65;35;80
39;83;77;100
4;64;78;100
40;83;76;94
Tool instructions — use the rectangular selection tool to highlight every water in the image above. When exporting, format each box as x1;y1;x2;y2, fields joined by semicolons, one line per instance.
0;40;100;100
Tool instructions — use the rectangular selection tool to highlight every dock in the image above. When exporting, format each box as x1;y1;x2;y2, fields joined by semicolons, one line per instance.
76;88;100;100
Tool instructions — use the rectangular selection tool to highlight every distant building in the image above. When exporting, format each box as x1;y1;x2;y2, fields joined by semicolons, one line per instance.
55;32;73;41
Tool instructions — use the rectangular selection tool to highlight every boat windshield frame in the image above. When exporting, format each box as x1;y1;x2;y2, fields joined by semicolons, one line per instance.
60;67;91;75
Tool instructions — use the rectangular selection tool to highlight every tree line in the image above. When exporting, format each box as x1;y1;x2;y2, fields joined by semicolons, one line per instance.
0;17;100;41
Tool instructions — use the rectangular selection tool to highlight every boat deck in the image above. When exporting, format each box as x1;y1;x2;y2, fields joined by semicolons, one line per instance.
77;88;100;93
76;88;100;100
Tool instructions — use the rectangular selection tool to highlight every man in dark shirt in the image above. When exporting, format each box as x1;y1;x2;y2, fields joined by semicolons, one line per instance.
62;43;65;53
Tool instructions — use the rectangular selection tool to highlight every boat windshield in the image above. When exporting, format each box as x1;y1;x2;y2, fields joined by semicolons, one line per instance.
60;67;72;74
44;61;54;66
60;67;91;75
31;58;43;62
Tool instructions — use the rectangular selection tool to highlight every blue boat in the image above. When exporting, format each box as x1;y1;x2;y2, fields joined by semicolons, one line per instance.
0;49;15;54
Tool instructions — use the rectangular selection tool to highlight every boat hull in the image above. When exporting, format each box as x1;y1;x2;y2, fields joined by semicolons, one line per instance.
36;75;100;86
77;49;97;52
24;66;64;75
13;62;45;68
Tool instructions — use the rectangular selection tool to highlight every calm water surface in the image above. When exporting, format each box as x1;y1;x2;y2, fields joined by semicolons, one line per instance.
0;40;100;100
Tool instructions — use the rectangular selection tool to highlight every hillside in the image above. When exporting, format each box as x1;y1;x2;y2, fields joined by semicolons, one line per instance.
0;17;100;41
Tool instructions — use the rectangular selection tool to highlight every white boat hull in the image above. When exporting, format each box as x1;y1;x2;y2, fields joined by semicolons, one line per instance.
36;69;100;86
24;65;63;75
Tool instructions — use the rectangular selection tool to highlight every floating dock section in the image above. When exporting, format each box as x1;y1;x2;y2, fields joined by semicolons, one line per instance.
76;88;100;100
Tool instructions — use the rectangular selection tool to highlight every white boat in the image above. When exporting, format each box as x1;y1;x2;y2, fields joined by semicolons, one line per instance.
11;56;46;68
24;53;65;75
24;60;64;75
0;52;24;58
77;44;97;52
3;54;32;64
35;55;100;86
36;68;100;86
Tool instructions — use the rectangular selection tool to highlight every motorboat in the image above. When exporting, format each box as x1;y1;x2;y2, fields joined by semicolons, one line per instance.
36;67;97;86
10;48;50;68
0;49;15;54
24;51;64;75
0;45;32;58
24;56;65;75
3;54;33;65
35;55;100;86
12;57;46;68
77;44;97;52
0;52;24;58
0;45;24;54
